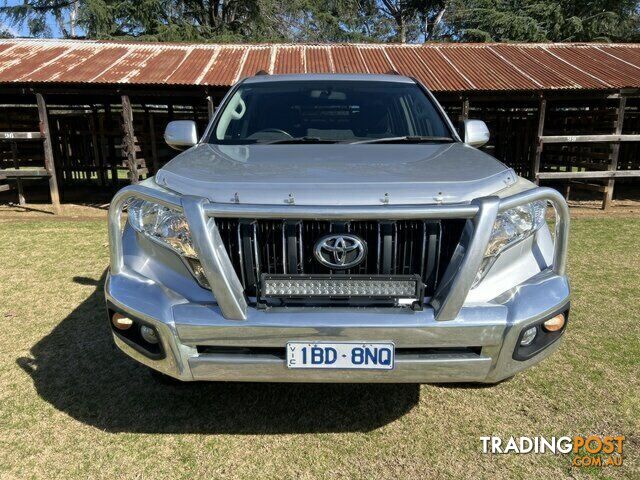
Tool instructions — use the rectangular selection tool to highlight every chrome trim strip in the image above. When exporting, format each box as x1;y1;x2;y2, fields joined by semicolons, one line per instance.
188;353;493;383
202;202;480;220
431;196;500;321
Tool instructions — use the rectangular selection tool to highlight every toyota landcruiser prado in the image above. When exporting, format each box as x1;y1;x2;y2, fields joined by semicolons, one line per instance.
106;74;570;383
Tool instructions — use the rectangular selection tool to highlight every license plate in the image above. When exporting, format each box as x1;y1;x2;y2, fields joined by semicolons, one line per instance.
286;342;395;370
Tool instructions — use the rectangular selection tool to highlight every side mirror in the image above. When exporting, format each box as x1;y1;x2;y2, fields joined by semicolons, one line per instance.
164;120;198;151
464;119;489;147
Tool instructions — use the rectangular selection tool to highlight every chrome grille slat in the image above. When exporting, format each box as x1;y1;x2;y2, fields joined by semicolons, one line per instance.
252;222;260;294
419;221;427;279
236;221;245;289
281;220;287;274
298;222;303;274
393;222;398;273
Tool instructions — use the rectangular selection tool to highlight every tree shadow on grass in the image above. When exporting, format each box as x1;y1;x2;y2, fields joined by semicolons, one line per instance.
17;271;419;434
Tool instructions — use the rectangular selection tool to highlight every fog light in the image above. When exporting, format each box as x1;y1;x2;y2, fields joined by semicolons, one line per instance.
140;325;159;344
112;312;133;330
520;326;537;346
543;313;565;332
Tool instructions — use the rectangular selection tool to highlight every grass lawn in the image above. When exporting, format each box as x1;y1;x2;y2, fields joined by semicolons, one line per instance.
0;212;638;479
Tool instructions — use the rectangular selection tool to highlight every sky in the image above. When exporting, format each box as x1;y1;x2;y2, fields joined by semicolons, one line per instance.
1;0;68;38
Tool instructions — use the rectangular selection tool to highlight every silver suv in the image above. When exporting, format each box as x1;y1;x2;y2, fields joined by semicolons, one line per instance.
106;74;570;384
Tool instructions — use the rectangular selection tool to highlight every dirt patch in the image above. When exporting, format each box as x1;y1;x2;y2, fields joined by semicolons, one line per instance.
568;199;640;218
0;203;108;220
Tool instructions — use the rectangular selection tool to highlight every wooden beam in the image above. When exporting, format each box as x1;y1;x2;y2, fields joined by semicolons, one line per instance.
121;94;139;184
0;132;43;140
569;181;607;193
0;168;9;193
36;93;61;213
532;96;546;184
539;133;640;144
536;170;640;180
608;88;640;99
604;95;627;210
3;168;50;178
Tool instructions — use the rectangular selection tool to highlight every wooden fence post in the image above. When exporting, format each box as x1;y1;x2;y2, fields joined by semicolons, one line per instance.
104;102;118;187
10;141;25;205
603;94;626;210
36;93;61;213
461;97;469;121
532;95;547;184
207;95;215;120
146;107;159;175
121;95;139;184
90;105;106;187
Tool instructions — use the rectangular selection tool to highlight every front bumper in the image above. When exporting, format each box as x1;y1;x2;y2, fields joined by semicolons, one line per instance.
105;268;569;383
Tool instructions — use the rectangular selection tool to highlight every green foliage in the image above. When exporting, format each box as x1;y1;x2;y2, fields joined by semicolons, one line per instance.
1;0;288;42
282;0;398;42
1;0;639;42
447;0;640;43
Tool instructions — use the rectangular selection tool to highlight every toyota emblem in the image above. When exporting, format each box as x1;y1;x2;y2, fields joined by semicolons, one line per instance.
313;234;367;269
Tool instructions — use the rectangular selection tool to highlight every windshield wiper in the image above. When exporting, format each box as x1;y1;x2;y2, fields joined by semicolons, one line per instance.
351;136;454;144
263;137;339;144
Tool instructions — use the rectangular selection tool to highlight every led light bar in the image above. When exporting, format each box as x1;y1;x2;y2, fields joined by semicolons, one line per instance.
261;274;422;299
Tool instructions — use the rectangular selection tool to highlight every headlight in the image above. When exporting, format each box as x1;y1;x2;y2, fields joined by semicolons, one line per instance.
128;199;197;257
127;199;209;288
474;200;547;286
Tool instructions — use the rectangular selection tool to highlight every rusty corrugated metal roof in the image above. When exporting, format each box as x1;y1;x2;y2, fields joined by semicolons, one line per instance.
0;39;639;92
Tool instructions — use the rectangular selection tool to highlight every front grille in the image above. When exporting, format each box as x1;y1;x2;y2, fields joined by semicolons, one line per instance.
216;218;466;300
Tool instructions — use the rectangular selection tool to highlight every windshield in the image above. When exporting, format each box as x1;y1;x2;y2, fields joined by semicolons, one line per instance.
208;80;453;144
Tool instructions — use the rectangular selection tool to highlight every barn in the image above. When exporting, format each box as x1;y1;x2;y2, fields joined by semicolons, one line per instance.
0;38;639;211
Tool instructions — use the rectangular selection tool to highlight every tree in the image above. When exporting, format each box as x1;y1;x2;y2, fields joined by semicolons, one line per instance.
446;0;640;43
1;1;80;37
374;1;451;42
1;0;638;43
1;0;287;41
378;0;412;42
416;0;447;40
277;0;402;43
